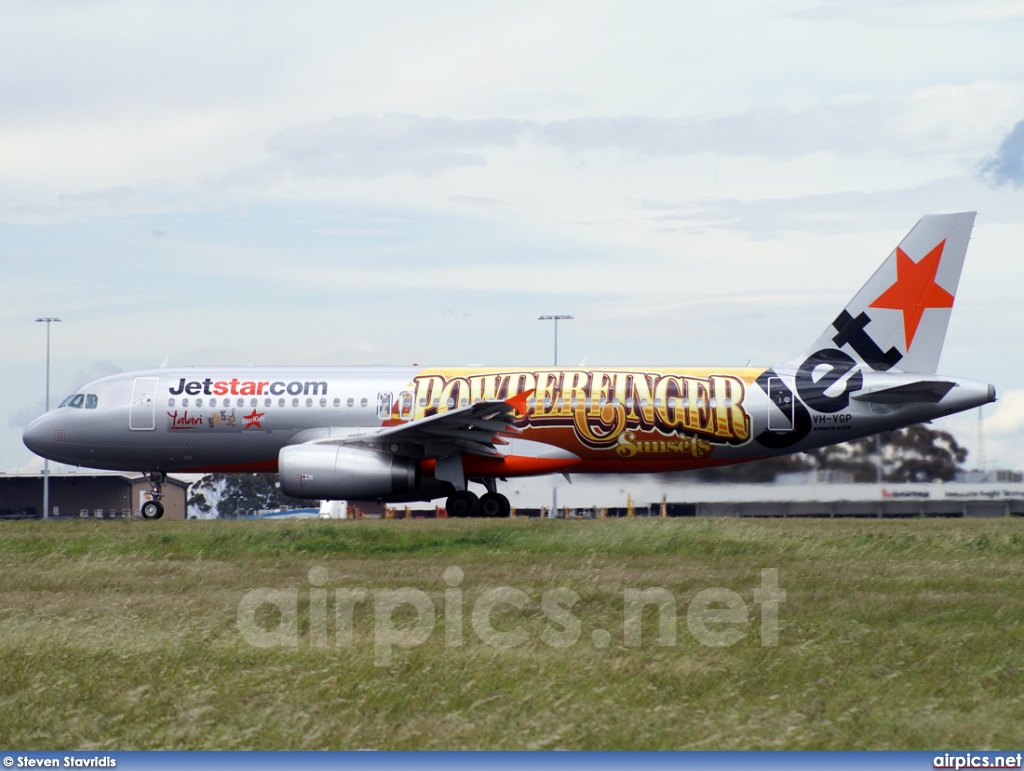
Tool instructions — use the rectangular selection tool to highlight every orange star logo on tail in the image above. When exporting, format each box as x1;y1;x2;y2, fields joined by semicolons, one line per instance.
869;240;955;348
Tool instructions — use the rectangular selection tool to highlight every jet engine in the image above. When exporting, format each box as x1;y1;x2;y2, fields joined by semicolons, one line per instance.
278;444;418;500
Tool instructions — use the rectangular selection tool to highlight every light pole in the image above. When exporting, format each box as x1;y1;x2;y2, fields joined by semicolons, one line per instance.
538;314;573;366
538;315;572;518
35;317;61;520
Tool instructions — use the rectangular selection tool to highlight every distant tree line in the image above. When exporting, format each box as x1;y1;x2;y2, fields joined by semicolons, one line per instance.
187;474;318;518
690;424;968;484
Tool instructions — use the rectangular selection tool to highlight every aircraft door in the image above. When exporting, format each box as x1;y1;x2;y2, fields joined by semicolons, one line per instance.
130;377;159;430
377;392;394;420
766;376;794;431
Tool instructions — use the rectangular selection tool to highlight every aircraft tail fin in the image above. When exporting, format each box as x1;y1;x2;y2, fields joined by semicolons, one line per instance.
801;212;976;375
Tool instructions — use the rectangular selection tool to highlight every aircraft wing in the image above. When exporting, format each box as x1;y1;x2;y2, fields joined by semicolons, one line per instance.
307;391;532;459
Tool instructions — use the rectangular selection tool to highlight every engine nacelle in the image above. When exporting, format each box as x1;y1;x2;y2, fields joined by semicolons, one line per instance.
278;444;419;500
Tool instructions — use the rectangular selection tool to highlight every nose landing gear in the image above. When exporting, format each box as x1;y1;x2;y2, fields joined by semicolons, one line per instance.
141;472;165;520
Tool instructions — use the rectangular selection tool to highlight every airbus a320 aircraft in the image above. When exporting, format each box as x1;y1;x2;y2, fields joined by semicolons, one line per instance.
24;212;995;519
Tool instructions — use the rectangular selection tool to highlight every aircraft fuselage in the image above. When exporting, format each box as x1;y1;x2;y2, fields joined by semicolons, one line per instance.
23;363;994;478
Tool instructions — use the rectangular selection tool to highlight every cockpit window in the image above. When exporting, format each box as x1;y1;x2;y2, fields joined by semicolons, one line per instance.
58;394;97;409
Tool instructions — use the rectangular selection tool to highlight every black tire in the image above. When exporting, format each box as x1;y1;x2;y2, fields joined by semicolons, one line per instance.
479;492;511;518
446;490;480;518
141;500;164;520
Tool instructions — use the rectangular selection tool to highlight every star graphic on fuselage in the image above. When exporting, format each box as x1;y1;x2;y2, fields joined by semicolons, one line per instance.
869;240;954;349
243;408;265;430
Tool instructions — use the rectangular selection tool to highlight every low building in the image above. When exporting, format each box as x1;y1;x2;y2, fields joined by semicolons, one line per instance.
440;475;1024;519
0;472;189;519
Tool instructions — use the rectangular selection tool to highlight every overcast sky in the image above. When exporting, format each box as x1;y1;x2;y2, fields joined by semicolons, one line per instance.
4;0;1024;475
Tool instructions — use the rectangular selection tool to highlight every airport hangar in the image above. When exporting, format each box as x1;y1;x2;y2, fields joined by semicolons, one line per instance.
0;472;189;520
3;470;1024;520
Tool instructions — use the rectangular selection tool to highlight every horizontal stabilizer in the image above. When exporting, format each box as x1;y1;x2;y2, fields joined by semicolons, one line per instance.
851;380;956;404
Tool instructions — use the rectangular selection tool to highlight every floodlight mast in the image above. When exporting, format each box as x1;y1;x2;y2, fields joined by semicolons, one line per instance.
537;314;573;366
35;317;61;520
537;314;573;519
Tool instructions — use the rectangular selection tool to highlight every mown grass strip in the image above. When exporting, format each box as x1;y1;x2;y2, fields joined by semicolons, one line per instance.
1;517;1022;749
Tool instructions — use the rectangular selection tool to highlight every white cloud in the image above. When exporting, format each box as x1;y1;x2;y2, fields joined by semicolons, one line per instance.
985;389;1024;437
790;0;1024;26
260;114;523;179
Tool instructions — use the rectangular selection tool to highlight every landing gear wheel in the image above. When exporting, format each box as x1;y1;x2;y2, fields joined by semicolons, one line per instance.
479;492;511;518
446;490;480;518
142;472;166;520
141;500;164;520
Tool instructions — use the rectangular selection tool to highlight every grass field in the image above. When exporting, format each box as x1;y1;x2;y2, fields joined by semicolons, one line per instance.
1;516;1022;750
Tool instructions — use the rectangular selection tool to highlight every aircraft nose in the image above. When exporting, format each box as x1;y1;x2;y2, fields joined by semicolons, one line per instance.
23;414;56;457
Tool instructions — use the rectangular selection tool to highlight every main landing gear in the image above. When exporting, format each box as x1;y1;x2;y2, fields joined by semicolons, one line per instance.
445;489;511;518
141;472;165;520
437;454;511;518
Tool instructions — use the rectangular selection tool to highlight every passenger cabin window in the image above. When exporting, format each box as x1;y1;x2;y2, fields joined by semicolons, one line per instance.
400;392;414;419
